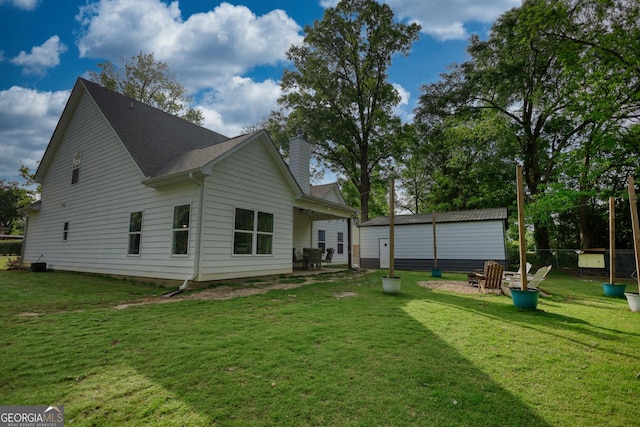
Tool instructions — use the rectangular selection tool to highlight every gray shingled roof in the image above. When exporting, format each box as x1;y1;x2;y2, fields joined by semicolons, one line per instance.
153;133;256;177
80;78;229;178
359;207;508;227
310;183;335;199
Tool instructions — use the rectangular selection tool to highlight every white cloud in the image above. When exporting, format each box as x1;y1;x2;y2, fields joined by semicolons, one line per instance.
0;0;39;10
318;0;338;8
384;0;521;40
76;0;303;90
319;0;519;41
391;83;414;122
0;87;69;182
197;76;282;137
10;35;68;75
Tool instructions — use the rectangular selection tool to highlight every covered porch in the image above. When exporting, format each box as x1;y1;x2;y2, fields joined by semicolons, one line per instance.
292;194;357;270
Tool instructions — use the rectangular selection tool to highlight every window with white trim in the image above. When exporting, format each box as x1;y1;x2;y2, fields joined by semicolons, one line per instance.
71;152;82;184
128;211;143;255
63;222;69;241
337;231;344;254
234;208;274;255
318;229;326;252
172;205;190;255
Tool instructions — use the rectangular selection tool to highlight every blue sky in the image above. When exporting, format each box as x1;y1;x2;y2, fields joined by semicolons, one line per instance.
0;0;520;184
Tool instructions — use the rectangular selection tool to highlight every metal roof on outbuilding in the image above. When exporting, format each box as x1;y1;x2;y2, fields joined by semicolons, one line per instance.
359;207;508;227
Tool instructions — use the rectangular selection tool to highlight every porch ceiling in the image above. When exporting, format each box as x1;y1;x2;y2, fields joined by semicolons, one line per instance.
294;207;349;221
294;194;357;220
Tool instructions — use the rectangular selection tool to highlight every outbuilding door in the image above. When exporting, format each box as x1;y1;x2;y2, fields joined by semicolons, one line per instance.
379;238;390;269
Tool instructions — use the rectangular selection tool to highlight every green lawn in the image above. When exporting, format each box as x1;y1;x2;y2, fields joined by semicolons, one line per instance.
1;267;639;426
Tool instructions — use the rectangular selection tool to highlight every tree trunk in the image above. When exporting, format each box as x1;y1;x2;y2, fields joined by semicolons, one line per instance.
578;200;590;249
533;220;553;262
359;170;370;223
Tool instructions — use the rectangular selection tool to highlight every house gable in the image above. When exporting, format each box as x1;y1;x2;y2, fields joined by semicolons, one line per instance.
35;78;230;182
310;182;348;206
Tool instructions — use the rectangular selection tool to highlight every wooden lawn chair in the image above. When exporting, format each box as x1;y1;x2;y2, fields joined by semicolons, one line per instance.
477;262;505;293
503;265;552;296
503;262;532;282
469;260;498;286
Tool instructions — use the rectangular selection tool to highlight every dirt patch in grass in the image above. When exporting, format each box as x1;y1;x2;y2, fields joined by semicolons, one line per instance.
333;291;357;298
418;280;502;294
17;312;43;317
113;274;344;310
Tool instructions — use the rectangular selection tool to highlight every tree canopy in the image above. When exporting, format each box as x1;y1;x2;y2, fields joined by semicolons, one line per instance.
415;0;640;251
89;52;204;125
277;0;420;221
0;169;36;235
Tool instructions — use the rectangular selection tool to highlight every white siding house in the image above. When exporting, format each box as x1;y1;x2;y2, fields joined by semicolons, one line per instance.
358;208;508;271
22;78;356;284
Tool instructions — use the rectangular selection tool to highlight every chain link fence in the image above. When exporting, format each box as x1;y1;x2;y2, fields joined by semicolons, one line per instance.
507;247;637;278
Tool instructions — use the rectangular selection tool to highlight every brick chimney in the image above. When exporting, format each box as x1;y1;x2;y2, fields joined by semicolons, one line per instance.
289;134;311;194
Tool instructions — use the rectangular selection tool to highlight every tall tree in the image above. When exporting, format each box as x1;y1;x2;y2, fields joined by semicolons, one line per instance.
406;111;517;214
277;0;420;221
89;52;204;125
0;179;33;235
416;0;640;252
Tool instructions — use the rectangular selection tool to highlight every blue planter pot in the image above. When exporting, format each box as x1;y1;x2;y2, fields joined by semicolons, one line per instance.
602;283;627;298
431;268;442;278
510;288;540;310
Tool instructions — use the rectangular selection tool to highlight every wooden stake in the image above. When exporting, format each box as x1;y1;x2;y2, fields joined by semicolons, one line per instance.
389;179;395;279
516;165;528;290
627;177;640;292
609;197;616;284
432;211;438;269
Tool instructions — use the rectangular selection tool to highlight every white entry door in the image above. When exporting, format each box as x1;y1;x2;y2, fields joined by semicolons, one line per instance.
379;238;390;269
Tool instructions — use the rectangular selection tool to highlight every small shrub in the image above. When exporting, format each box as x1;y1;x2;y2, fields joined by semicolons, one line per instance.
6;257;23;270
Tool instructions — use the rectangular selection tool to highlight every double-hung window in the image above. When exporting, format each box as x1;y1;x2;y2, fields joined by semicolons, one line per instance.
63;222;69;241
71;152;82;184
234;208;274;255
128;211;143;255
337;231;344;254
172;205;190;255
318;229;326;252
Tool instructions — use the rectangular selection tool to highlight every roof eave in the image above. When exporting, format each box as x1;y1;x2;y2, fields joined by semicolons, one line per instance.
142;169;207;188
295;193;358;217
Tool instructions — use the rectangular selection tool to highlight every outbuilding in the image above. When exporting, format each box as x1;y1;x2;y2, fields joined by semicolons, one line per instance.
358;208;508;272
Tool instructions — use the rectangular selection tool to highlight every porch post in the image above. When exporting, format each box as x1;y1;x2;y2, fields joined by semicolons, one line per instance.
347;217;353;269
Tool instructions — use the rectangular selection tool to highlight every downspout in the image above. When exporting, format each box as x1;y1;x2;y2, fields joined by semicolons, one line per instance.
181;172;205;290
20;212;29;268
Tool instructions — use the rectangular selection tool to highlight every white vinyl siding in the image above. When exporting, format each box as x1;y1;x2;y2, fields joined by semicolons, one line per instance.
197;136;295;280
359;221;506;261
22;91;199;280
311;219;349;265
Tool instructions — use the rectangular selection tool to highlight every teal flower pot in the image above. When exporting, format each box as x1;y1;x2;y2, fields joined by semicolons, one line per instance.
431;268;442;277
510;288;540;310
602;283;627;298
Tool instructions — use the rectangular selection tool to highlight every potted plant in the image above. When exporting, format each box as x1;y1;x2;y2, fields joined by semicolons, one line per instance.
602;197;627;297
382;179;401;293
510;165;539;309
624;177;640;312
